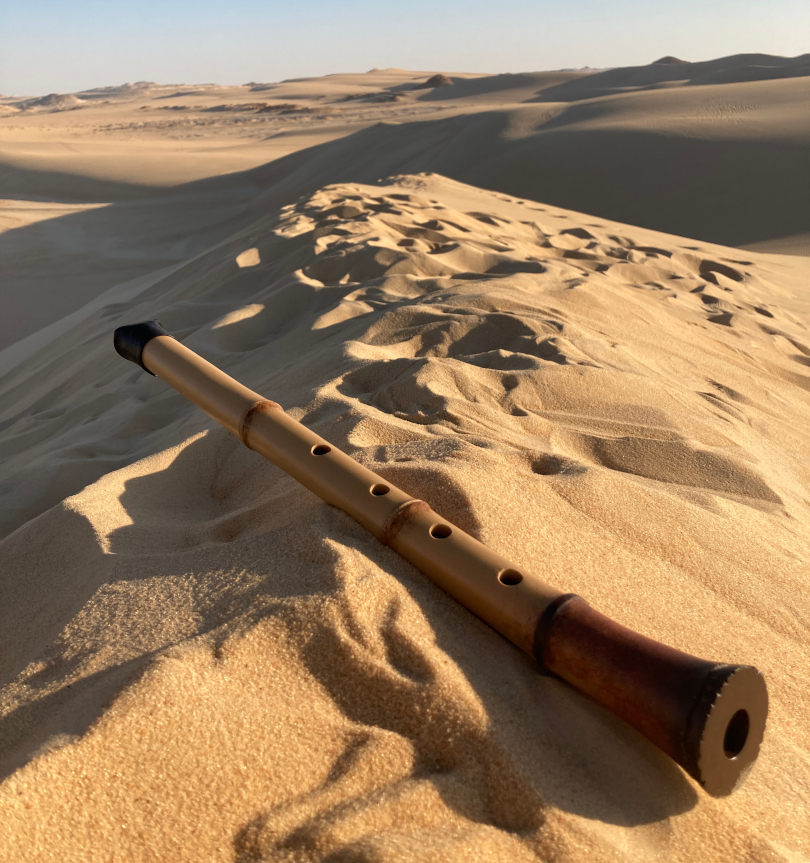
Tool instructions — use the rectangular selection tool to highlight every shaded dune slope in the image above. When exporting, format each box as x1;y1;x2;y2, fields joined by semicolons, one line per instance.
3;56;807;354
0;146;319;352
1;175;809;861
421;54;810;102
258;103;809;249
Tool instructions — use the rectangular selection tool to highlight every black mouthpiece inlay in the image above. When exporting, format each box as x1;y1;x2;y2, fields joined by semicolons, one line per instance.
113;320;171;375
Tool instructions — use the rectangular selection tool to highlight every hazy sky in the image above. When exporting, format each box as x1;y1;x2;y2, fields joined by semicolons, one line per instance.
2;0;808;96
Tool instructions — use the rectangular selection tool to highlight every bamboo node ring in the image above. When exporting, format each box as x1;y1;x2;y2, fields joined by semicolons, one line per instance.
239;399;283;448
381;499;431;546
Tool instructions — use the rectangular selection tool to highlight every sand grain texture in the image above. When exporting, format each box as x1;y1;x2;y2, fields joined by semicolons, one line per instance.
1;58;810;862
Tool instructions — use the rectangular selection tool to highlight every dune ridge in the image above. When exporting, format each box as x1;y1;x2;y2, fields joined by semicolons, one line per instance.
1;173;809;861
3;56;808;359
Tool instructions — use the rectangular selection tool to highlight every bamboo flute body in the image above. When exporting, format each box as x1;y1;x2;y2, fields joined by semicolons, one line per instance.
114;321;768;796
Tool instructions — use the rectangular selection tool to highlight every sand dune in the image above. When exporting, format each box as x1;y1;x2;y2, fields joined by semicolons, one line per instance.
2;56;808;354
1;55;810;861
1;172;809;860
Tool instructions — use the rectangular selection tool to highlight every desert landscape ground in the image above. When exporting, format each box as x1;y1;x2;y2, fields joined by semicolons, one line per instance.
1;55;809;861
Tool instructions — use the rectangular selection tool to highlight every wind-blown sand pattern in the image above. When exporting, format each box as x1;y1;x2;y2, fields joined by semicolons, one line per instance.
2;55;809;353
1;56;810;861
1;172;809;860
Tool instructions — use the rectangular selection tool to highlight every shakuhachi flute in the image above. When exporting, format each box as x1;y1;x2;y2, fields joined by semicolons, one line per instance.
114;320;768;796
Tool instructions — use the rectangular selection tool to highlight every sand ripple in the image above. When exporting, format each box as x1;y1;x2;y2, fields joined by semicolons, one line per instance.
1;174;809;861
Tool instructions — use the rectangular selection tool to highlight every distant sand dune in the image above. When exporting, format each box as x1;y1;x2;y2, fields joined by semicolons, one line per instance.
2;57;806;355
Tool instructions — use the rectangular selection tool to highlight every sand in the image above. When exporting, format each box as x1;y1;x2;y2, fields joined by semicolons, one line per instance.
1;57;809;861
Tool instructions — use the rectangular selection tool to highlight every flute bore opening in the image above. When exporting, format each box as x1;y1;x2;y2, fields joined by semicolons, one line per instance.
370;484;390;496
723;709;750;759
429;524;452;539
311;444;331;456
498;569;523;586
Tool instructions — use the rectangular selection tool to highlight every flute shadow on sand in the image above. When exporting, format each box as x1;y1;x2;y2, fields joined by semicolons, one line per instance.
114;320;768;797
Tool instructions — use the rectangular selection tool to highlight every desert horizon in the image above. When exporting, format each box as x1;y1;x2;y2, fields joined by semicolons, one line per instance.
1;44;809;862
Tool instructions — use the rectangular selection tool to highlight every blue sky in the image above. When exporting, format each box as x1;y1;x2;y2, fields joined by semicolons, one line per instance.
1;0;808;96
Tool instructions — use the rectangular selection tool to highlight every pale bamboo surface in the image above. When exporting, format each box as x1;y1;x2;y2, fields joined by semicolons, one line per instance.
142;332;564;654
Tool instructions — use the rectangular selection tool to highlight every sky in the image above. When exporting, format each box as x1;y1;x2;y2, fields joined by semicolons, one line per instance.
1;0;808;96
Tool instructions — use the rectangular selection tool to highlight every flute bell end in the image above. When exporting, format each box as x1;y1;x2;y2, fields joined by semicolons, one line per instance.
535;596;769;795
688;664;768;797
